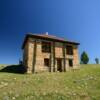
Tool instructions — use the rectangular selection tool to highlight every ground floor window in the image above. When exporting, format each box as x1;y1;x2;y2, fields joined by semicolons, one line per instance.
68;59;73;67
44;58;50;67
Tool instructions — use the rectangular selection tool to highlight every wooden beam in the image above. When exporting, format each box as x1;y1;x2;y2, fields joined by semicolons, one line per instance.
53;42;55;72
63;43;66;72
50;42;55;72
32;40;37;73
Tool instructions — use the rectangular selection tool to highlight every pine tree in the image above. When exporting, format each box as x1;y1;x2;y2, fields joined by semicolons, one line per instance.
95;58;99;64
81;51;89;64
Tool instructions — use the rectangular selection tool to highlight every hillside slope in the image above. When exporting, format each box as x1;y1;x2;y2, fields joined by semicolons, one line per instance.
0;64;100;100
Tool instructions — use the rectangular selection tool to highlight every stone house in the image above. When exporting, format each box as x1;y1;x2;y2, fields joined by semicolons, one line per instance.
22;33;80;73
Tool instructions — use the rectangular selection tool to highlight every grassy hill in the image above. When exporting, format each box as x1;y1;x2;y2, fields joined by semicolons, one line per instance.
0;64;100;100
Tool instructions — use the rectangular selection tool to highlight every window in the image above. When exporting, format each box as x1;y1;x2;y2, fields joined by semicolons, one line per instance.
42;42;51;53
68;59;73;67
44;58;50;67
66;46;73;55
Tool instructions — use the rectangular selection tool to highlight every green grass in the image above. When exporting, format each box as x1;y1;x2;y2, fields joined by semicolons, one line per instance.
0;64;100;100
0;64;8;70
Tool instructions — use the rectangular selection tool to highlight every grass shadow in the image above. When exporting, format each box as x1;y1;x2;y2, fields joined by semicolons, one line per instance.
0;65;27;74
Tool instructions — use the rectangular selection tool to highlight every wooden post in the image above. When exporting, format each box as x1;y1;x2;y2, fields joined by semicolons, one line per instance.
63;43;66;72
32;40;37;73
53;42;55;72
50;42;55;72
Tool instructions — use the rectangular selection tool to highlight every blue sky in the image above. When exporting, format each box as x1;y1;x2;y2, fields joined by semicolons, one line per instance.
0;0;100;64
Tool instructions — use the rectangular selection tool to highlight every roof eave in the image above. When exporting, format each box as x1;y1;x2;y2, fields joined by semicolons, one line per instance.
22;34;80;49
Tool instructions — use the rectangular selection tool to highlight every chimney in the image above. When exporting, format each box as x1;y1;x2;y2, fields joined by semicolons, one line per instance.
45;32;48;35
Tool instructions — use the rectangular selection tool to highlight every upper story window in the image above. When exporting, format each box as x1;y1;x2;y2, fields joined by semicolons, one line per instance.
42;41;51;53
66;46;73;55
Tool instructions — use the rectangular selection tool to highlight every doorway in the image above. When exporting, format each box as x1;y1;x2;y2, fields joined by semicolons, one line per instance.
57;59;62;72
68;59;73;67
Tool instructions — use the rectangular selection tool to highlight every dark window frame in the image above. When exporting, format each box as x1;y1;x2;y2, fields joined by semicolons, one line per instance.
42;41;51;53
44;58;50;67
68;59;73;67
66;45;73;55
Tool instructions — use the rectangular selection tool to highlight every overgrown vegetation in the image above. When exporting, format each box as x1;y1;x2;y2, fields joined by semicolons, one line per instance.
0;64;100;100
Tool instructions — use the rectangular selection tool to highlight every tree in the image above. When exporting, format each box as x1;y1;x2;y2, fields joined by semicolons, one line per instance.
95;58;99;64
81;51;89;64
19;59;23;66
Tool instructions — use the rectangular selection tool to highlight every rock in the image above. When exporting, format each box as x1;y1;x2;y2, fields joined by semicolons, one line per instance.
14;78;17;80
3;95;9;100
4;83;8;86
12;97;16;100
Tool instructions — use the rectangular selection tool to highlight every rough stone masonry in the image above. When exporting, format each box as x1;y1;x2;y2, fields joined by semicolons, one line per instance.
22;33;80;73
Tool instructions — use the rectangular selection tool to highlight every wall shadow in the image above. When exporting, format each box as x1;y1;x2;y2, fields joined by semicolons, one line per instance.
0;65;27;74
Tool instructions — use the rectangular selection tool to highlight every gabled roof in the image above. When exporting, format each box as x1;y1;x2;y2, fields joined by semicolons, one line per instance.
22;33;80;49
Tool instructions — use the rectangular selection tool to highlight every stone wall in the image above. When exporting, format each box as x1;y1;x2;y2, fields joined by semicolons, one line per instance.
35;40;49;72
55;42;63;58
23;38;80;73
73;45;80;69
23;40;28;68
